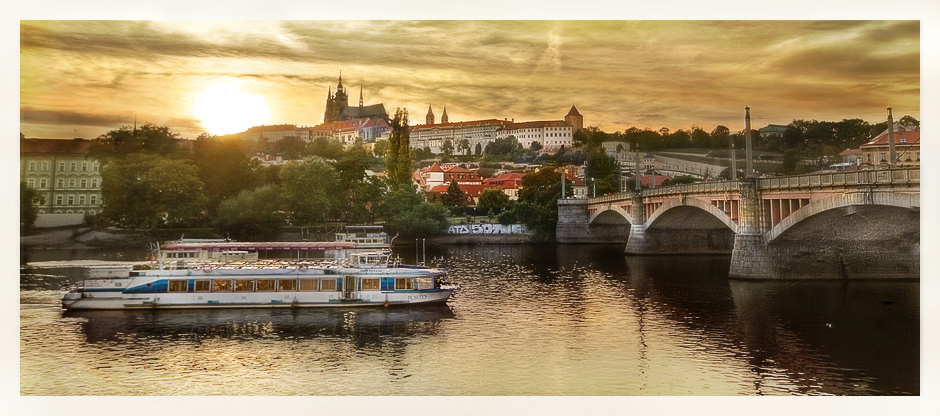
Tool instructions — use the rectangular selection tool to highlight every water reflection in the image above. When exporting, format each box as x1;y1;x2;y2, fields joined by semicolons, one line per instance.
64;305;455;345
728;279;919;395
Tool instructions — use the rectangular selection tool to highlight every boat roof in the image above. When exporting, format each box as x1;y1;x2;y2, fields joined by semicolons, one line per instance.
162;241;358;251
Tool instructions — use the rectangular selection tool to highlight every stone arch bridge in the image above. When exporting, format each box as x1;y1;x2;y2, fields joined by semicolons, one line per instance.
557;168;919;279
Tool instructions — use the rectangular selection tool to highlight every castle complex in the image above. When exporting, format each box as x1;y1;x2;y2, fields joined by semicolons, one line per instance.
323;72;389;123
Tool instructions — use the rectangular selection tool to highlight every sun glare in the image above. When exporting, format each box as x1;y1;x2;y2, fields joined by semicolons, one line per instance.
193;82;271;135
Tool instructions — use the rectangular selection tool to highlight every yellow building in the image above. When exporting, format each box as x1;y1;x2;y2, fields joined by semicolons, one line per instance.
21;138;103;227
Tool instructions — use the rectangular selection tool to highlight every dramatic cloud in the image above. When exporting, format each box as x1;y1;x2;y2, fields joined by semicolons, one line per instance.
19;20;921;139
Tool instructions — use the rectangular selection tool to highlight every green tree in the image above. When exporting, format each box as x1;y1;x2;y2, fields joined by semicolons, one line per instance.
513;167;572;240
386;108;412;184
441;139;454;158
192;137;260;215
306;137;345;160
278;156;340;225
372;140;388;158
485;136;520;155
457;139;471;156
378;183;449;238
781;149;805;175
477;187;510;213
214;185;285;240
20;181;40;233
90;123;182;160
101;154;208;228
440;180;465;207
585;150;620;196
272;135;306;160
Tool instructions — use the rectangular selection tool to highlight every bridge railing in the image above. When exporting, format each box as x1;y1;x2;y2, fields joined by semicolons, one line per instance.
584;168;919;205
757;168;919;190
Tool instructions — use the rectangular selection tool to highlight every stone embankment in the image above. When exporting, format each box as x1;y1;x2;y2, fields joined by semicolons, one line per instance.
20;227;144;249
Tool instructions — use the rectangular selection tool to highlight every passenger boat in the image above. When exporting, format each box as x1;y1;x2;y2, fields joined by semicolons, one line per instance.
61;250;454;310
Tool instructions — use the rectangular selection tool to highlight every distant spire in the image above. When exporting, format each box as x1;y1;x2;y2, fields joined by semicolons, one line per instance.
441;105;449;123
426;104;435;125
359;85;364;108
337;71;344;90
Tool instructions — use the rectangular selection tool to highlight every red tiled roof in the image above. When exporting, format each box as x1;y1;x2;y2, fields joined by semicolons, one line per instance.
840;148;863;156
20;138;93;154
426;162;444;173
565;105;582;117
863;130;919;147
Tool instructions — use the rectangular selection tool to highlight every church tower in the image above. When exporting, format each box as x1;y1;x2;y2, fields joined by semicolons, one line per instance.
426;104;435;125
441;105;449;124
324;72;350;123
565;104;584;132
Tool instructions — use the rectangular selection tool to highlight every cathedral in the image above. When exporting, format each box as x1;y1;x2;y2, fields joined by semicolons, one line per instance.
323;72;389;123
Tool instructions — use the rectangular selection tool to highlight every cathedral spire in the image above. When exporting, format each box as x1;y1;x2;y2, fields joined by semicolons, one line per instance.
426;104;435;125
359;85;364;108
337;71;344;91
441;105;449;124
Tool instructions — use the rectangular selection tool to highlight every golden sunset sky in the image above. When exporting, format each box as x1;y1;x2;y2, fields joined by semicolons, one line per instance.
14;6;929;140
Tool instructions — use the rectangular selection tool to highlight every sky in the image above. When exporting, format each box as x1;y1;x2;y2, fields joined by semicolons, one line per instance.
17;18;923;139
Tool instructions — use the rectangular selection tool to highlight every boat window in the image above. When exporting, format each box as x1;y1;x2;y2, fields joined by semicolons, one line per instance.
234;279;254;292
278;279;297;291
361;278;381;291
298;279;318;291
415;277;435;290
194;280;211;292
168;280;188;293
256;279;276;291
395;278;414;290
212;279;232;292
320;279;338;291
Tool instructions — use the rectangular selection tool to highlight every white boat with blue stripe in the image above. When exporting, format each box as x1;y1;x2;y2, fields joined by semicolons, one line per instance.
61;251;453;310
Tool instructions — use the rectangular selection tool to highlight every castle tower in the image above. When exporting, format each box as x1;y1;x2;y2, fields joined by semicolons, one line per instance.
565;104;583;132
426;104;435;125
324;72;350;123
441;105;449;123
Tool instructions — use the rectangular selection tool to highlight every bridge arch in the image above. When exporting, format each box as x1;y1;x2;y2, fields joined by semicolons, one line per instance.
646;196;738;233
765;191;920;242
588;204;638;225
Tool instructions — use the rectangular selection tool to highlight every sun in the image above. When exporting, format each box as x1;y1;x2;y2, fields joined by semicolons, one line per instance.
193;82;271;135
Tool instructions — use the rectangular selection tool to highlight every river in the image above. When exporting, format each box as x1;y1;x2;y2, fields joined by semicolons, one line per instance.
19;244;919;397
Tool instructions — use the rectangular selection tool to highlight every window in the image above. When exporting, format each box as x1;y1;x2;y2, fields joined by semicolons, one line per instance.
80;179;87;188
69;179;76;188
415;277;435;290
361;278;381;290
41;162;48;171
67;196;74;205
57;179;64;189
27;179;35;188
82;162;88;171
58;162;65;171
899;138;907;143
92;179;98;188
299;279;318;291
277;279;297;291
93;163;99;172
56;196;63;205
79;195;85;205
395;278;413;290
320;279;337;291
194;280;211;292
29;162;36;171
168;280;188;293
70;162;76;171
234;279;253;291
40;179;47;188
213;279;232;292
256;279;276;291
90;195;97;205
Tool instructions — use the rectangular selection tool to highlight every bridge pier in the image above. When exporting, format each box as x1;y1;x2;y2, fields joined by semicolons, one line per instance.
623;223;648;254
728;179;775;278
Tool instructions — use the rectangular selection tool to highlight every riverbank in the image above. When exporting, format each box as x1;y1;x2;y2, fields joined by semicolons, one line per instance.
20;226;536;249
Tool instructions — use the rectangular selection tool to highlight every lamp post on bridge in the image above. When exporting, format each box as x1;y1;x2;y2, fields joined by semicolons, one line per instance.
888;107;896;169
745;106;754;178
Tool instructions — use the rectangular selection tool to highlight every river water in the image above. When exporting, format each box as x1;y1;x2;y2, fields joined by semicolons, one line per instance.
19;244;919;396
